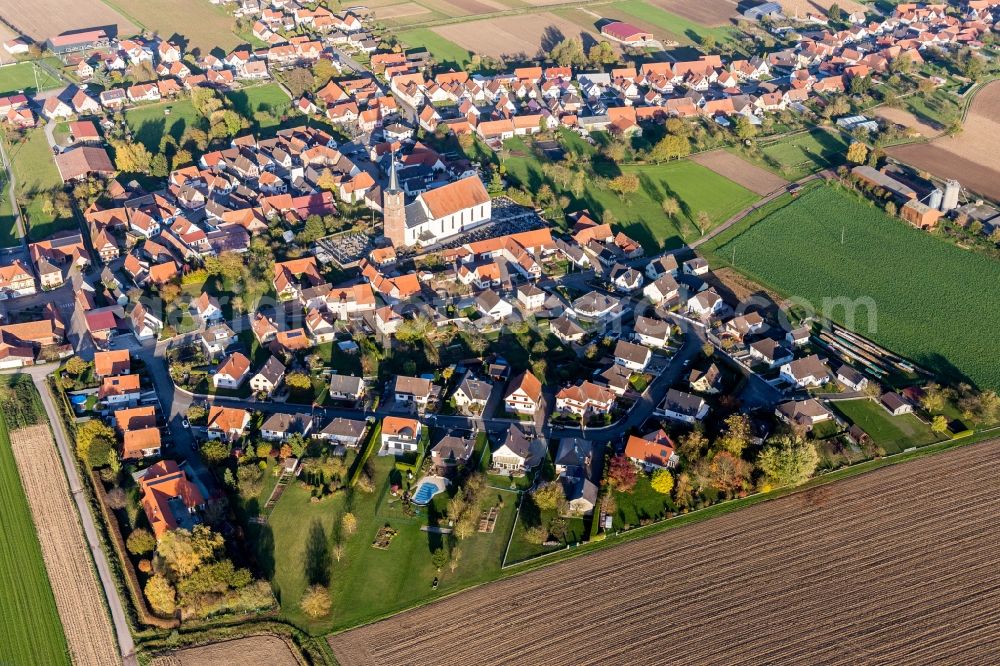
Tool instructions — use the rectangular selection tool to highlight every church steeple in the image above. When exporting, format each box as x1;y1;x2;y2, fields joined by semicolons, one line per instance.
387;150;400;193
383;150;406;247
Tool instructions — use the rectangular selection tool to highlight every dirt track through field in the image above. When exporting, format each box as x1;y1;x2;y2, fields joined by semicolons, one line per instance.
10;424;120;666
888;81;1000;201
150;635;300;666
331;439;1000;665
693;149;788;195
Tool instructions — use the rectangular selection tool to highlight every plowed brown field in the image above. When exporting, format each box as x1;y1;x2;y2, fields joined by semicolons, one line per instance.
0;0;138;41
331;439;1000;666
10;425;119;666
150;635;301;665
693;149;788;195
888;80;1000;200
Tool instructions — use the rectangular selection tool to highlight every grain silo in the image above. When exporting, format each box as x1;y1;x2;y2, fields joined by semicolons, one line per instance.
928;188;943;211
942;179;961;211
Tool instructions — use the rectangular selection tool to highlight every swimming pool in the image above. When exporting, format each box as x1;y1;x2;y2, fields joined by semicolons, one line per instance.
412;481;438;506
70;394;88;406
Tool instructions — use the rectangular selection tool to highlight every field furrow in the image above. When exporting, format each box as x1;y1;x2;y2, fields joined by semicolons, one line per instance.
330;439;1000;666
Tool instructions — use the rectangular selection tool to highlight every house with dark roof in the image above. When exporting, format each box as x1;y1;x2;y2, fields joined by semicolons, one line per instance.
314;417;367;446
260;412;313;441
249;356;285;394
430;433;475;472
655;388;709;423
491;426;545;473
453;376;492;413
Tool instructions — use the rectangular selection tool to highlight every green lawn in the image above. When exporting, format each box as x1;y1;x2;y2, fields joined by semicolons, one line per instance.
505;502;587;564
504;138;759;251
2;128;72;240
226;83;291;133
260;454;518;632
0;410;71;666
832;398;939;454
125;99;201;153
709;185;1000;389
611;473;674;530
611;0;738;46
397;28;472;69
739;128;850;180
0;62;62;96
0;168;18;247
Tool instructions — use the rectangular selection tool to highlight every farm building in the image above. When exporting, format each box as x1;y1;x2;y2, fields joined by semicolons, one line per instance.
45;29;109;54
851;165;917;202
54;146;115;182
740;1;783;20
600;22;655;46
900;199;941;229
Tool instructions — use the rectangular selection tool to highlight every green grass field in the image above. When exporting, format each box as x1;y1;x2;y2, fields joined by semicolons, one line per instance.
126;99;200;152
710;185;1000;389
0;62;62;96
0;411;70;666
259;453;518;632
611;472;674;530
0;168;18;247
832;398;939;454
397;28;472;69
2;128;72;240
504;137;759;251
611;0;737;46
225;83;291;133
739;128;850;180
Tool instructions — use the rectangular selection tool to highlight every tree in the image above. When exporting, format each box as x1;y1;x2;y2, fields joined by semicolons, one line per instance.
200;439;230;465
550;38;586;67
285;67;314;97
532;481;566;511
65;356;89;376
828;2;844;21
695;211;712;236
312;59;339;88
150;153;168;178
609;173;640;199
300;584;331;618
735;115;757;141
650;469;674;495
661;197;680;218
431;547;448;571
847;141;868;165
454;513;477;539
606;455;637;492
285;372;312;392
756;436;819;488
648;134;690;162
127;528;156;555
588;41;618;67
448;546;462;573
708;451;751;497
145;574;176;616
677;429;708;461
157;525;224;579
717;414;752;457
849;75;871;96
341;512;357;536
75;419;116;468
111;140;152;173
931;415;949;434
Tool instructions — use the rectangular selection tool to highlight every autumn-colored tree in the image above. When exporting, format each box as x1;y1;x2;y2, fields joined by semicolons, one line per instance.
200;439;230;465
111;140;152;173
931;415;949;434
448;546;462;573
606;455;637;492
64;356;89;376
717;414;753;457
300;585;332;618
285;372;312;392
676;429;708;461
650;469;674;495
847;141;868;164
341;512;357;536
649;134;690;162
454;514;477;539
755;436;819;488
127;528;156;555
661;197;680;218
157;525;224;579
145;574;176;616
75;419;116;468
532;481;566;512
673;472;694;510
708;451;751;497
609;173;640;199
695;211;712;235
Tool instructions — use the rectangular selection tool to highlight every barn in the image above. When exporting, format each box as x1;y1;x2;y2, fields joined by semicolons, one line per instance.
600;21;654;46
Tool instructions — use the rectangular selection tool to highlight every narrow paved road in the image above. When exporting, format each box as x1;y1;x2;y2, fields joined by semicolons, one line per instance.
24;367;138;666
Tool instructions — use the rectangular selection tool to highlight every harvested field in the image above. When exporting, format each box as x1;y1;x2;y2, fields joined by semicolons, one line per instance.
0;0;138;41
151;635;300;666
100;0;243;54
888;81;1000;201
10;424;119;666
432;12;602;59
647;0;736;27
874;106;942;139
331;438;1000;666
692;149;788;195
778;0;864;18
375;2;433;18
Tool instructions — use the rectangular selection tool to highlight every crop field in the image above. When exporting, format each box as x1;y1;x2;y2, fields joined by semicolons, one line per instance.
874;106;942;140
10;424;119;666
0;62;63;96
101;0;243;55
429;12;603;61
0;0;137;41
150;635;300;666
504;136;759;251
611;0;738;46
888;81;1000;201
0;412;69;666
778;0;865;18
330;438;1000;665
692;149;787;195
832;398;939;454
397;28;473;68
646;0;737;26
709;185;1000;389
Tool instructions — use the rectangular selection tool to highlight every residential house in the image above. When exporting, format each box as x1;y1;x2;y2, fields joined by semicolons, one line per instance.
643;274;679;305
634;316;669;348
504;370;542;415
475;289;513;320
689;363;723;394
836;365;868;391
206;405;251;441
655;388;709;423
123;427;162;460
749;338;793;368
683;257;709;275
625;429;677;470
516;283;546;311
786;326;811;347
329;374;366;403
0;260;37;299
687;289;724;318
555;381;615;417
775;399;833;430
113;405;156;433
391;375;440;411
379;416;422;455
554;437;593;477
260;412;313;441
614;340;651;373
550;315;586;344
99;374;141;406
191;292;223;324
213;352;251;389
250;356;285;394
201;323;236;357
491;426;545;473
94;349;131;378
780;354;831;388
452;376;491;413
314;417;367;447
139;460;205;538
881;391;913;416
430;433;475;472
